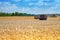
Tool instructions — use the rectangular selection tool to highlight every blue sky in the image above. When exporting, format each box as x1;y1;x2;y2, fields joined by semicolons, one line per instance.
0;0;60;14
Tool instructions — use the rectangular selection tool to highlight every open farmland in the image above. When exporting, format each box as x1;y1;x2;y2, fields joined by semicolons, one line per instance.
0;16;60;40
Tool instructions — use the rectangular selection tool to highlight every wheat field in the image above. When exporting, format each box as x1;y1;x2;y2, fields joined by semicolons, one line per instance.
0;16;60;40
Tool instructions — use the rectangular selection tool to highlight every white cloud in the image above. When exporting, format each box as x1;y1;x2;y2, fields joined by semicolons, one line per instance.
24;0;31;2
0;2;43;14
0;2;18;12
35;1;44;6
49;0;60;10
0;2;2;5
3;2;11;6
28;0;49;6
28;3;34;6
56;0;60;3
12;0;21;2
0;0;60;14
28;0;44;6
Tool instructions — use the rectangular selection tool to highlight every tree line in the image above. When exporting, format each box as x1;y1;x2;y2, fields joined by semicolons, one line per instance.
0;12;35;16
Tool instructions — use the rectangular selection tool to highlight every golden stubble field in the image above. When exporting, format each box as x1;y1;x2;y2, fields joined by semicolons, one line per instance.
0;16;60;40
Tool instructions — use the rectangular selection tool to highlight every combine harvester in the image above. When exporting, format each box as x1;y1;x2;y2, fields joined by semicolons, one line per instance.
34;14;47;20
